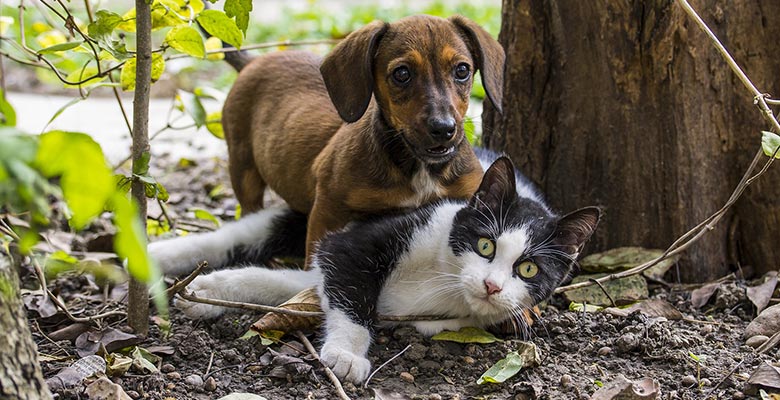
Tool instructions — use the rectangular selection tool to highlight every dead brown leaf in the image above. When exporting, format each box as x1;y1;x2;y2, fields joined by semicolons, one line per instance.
85;376;132;400
747;271;778;315
251;287;322;334
591;374;660;400
691;282;720;308
745;362;780;395
75;328;140;358
603;299;683;320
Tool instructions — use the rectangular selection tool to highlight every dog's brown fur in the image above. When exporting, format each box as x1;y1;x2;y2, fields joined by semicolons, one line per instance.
222;15;505;260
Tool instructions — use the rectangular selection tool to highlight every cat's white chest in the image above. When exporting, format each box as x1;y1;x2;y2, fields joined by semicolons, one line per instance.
401;168;446;208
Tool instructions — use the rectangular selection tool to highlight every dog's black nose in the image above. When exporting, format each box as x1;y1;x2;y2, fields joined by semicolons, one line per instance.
428;116;456;141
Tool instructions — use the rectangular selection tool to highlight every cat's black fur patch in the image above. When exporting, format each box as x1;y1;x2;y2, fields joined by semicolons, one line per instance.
316;204;438;331
224;210;308;267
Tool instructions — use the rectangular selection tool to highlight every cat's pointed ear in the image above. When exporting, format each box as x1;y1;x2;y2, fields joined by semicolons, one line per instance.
553;207;602;257
469;156;517;211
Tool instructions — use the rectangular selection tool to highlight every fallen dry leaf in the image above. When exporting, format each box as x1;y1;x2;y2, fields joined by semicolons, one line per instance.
85;376;132;400
75;328;140;358
373;388;412;400
251;287;322;334
691;282;720;309
603;299;683;320
745;362;780;395
747;271;778;315
591;374;660;400
22;291;58;319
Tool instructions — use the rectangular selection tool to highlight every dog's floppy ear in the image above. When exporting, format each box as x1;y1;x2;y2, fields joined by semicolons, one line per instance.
320;21;389;123
449;15;505;114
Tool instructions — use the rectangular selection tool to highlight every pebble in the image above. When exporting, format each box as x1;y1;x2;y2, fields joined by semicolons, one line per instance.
400;372;415;383
463;356;476;364
204;377;217;392
745;304;780;338
428;394;442;400
746;335;769;348
700;378;711;387
560;374;573;389
375;336;389;345
681;375;697;387
126;390;140;399
160;363;176;373
165;383;176;390
732;391;746;399
597;346;612;356
166;372;181;381
184;374;203;387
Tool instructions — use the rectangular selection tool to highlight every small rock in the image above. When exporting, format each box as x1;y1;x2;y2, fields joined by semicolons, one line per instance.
560;374;573;389
681;375;697;387
745;335;770;348
428;394;442;400
166;372;181;381
699;324;714;336
126;390;140;399
463;356;476;364
616;332;640;353
744;303;780;338
165;383;175;390
160;363;175;373
700;378;711;387
247;365;263;373
184;374;203;387
204;377;217;392
732;391;745;399
400;372;415;383
375;336;389;345
597;346;612;356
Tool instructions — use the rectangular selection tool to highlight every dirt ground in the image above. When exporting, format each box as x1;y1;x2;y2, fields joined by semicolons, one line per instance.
26;155;779;400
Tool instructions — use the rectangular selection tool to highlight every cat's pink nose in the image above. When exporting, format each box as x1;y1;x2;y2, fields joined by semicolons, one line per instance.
484;280;502;296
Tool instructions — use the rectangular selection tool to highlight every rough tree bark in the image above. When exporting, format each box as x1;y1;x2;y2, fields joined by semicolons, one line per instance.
483;1;780;282
128;0;152;334
0;255;53;399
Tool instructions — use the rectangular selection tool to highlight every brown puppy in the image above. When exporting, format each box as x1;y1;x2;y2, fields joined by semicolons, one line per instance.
222;15;505;260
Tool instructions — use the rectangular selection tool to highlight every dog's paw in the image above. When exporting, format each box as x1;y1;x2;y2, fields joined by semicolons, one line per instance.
320;343;371;384
173;275;226;319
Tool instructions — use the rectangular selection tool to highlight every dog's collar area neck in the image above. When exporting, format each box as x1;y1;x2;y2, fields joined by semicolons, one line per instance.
372;113;421;178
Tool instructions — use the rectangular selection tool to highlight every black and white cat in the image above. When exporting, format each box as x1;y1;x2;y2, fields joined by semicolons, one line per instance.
149;151;600;383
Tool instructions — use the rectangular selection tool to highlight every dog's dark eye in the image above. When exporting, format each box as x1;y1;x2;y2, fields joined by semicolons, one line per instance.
392;66;411;84
454;63;471;81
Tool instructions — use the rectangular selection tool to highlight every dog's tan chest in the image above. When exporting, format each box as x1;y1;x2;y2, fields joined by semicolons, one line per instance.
400;168;446;208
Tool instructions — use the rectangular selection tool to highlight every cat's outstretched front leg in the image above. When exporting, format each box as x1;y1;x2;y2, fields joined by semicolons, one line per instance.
319;308;373;383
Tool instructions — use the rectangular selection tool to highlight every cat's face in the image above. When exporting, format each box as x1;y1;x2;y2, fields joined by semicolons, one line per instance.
448;157;601;322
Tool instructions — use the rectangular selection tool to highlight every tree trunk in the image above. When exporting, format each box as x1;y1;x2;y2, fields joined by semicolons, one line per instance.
128;0;152;334
484;0;780;282
0;254;53;399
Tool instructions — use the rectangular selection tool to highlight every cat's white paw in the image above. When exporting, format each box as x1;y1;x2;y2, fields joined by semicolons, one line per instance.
173;275;226;319
320;343;371;383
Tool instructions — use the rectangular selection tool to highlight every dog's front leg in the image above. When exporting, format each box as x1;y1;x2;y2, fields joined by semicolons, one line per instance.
305;197;350;266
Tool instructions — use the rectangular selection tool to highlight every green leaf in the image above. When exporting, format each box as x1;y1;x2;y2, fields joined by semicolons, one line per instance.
165;25;205;58
477;342;540;385
432;327;501;344
206;111;224;139
130;346;160;373
64;65;105;88
0;88;16;127
197;10;243;49
191;207;221;227
761;131;780;158
176;90;206;127
121;55;165;91
35;131;114;230
477;351;525;384
569;302;603;313
87;10;130;60
224;0;253;35
38;41;83;54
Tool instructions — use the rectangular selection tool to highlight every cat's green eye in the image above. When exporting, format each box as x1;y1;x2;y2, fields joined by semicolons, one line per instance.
517;261;538;278
476;238;495;257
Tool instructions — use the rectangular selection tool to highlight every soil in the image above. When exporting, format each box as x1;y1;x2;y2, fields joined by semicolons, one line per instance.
23;155;779;400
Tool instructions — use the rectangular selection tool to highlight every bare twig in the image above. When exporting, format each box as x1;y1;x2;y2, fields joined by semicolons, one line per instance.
295;331;351;400
756;330;780;354
204;350;215;377
165;38;341;61
163;261;207;299
364;344;412;388
177;291;325;318
46;289;126;323
588;278;616;307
